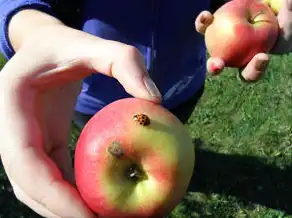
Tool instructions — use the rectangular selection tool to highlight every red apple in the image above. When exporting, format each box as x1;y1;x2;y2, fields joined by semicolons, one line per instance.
74;98;195;218
205;0;279;68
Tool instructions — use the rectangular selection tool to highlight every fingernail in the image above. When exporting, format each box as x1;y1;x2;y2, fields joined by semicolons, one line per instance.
256;60;269;72
143;76;162;98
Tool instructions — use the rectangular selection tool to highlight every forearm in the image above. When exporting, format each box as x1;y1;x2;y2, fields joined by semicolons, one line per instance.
8;9;64;52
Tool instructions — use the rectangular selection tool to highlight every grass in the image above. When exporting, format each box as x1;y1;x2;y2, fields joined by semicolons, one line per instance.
0;52;292;218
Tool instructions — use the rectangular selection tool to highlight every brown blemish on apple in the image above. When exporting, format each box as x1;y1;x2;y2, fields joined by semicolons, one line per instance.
108;141;124;158
133;113;150;126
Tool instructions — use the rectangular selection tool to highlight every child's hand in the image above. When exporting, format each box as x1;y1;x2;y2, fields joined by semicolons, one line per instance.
0;23;161;218
195;0;292;82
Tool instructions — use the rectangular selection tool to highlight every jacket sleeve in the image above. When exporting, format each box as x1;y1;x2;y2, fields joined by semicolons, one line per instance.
0;0;56;59
210;0;229;13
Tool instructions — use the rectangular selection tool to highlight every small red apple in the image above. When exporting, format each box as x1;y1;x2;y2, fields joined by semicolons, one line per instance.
74;98;195;218
205;0;279;68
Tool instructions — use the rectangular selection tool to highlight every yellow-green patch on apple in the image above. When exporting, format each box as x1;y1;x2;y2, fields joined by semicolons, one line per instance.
262;0;284;15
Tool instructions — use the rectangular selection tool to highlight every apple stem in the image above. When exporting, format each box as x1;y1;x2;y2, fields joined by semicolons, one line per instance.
108;141;124;158
250;9;265;23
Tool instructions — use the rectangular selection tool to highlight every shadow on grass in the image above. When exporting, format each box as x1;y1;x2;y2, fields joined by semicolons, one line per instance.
188;138;292;215
1;138;291;217
0;159;42;217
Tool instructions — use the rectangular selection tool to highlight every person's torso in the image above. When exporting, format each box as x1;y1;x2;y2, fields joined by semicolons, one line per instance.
75;0;211;115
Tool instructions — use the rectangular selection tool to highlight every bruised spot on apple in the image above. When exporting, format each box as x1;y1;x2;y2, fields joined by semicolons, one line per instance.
74;98;195;218
205;0;279;68
108;141;124;158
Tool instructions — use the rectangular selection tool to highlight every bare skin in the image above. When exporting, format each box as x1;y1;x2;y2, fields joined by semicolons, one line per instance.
0;0;292;217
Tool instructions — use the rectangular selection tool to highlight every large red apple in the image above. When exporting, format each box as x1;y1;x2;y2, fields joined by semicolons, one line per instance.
74;98;195;218
205;0;279;68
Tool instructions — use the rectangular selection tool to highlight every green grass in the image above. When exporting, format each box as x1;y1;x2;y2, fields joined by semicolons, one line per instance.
1;52;292;218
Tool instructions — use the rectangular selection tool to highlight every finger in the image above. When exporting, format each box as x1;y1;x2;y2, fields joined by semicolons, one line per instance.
239;53;269;82
112;49;162;103
2;27;162;104
284;0;292;11
194;11;214;35
271;0;292;54
89;41;162;103
31;39;162;103
206;57;225;75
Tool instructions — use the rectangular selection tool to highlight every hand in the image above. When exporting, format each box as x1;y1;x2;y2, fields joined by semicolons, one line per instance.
195;0;292;82
0;23;161;218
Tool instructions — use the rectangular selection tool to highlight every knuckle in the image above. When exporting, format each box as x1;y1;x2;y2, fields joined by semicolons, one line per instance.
123;45;142;59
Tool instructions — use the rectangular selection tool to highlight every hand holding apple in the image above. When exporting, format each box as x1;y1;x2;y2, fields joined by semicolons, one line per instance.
205;0;279;68
195;0;292;82
196;0;279;70
74;98;195;218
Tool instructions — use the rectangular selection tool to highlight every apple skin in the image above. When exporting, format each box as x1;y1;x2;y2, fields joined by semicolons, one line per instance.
262;0;283;15
74;98;195;218
205;0;279;68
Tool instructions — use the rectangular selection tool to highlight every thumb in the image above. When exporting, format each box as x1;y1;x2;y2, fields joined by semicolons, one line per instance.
195;11;214;35
271;0;292;54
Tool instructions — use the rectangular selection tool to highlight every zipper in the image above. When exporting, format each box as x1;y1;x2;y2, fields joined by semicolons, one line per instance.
149;0;158;77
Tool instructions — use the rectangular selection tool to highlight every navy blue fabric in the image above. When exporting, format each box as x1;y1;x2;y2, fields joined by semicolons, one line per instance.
0;0;210;114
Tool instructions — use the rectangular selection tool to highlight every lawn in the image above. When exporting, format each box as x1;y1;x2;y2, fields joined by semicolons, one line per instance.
0;51;292;218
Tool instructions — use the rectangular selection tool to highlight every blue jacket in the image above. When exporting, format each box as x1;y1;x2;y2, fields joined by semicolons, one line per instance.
0;0;210;115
